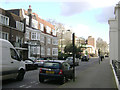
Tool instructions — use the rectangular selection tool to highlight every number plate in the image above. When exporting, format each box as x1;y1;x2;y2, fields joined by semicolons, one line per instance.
46;71;54;74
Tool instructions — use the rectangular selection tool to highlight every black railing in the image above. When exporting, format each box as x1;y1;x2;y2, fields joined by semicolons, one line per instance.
112;60;120;81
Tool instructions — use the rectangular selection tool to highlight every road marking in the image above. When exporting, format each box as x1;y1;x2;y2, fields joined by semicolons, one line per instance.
19;85;26;88
25;86;32;88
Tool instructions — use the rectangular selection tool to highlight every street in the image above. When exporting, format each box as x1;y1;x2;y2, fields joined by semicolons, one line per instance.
2;57;103;88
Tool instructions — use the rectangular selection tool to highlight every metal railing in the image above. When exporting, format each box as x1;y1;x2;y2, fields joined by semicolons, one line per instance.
112;60;120;81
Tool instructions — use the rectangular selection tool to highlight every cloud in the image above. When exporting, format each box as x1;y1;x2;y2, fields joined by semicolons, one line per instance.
95;6;115;23
60;2;91;16
60;0;119;17
73;24;91;39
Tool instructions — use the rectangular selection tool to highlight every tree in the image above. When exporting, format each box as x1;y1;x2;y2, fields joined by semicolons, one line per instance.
96;37;109;55
64;44;77;55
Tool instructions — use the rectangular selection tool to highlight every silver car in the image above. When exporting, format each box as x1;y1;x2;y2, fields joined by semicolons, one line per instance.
66;57;79;66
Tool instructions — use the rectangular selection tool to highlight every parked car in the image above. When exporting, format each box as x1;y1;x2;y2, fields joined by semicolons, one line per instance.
81;55;89;61
66;57;79;66
24;59;38;71
0;39;25;81
34;58;48;67
39;60;73;84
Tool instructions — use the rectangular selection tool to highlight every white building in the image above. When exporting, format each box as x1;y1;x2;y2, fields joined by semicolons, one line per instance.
108;2;120;64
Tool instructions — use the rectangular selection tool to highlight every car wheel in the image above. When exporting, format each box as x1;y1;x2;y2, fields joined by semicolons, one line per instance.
39;77;44;83
60;76;66;85
16;69;25;81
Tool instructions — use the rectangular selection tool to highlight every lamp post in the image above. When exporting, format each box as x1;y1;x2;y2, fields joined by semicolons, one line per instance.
72;33;75;82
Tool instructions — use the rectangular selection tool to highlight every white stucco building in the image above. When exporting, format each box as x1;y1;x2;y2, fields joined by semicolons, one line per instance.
108;2;120;64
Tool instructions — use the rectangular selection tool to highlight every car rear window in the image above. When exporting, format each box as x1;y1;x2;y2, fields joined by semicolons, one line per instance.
43;62;60;69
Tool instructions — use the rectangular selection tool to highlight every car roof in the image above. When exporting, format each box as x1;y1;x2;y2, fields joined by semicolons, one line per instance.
46;60;66;63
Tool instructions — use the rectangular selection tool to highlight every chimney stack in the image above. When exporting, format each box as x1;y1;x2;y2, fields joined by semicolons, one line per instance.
28;5;32;27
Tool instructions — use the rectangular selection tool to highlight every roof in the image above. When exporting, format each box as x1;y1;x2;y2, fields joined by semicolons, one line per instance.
46;60;66;63
23;9;55;29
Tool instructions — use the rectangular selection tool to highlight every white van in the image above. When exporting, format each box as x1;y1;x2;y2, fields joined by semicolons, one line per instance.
0;39;26;81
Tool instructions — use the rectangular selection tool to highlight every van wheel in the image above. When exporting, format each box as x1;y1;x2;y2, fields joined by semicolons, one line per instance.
16;70;25;81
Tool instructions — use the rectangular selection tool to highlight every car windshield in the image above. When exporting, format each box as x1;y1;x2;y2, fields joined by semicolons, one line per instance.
43;62;60;69
67;57;73;60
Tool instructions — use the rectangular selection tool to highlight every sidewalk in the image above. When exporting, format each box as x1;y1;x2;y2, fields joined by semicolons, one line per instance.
59;58;117;88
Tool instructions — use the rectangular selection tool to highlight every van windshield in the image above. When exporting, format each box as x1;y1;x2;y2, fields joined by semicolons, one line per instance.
43;62;60;69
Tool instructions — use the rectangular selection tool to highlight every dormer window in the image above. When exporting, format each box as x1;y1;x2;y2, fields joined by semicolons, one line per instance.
16;21;24;32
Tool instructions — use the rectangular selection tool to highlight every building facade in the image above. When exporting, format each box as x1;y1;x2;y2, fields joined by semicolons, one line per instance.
108;2;120;64
0;8;27;59
8;6;58;60
87;36;96;55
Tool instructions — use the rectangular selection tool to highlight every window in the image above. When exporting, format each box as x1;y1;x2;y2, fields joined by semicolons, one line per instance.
47;48;50;55
52;37;58;45
52;48;58;56
31;32;40;40
37;33;40;40
10;48;20;61
41;47;45;55
43;62;60;69
15;36;23;47
41;34;44;43
47;37;51;44
32;19;38;29
46;26;51;34
31;32;36;40
1;32;9;40
37;46;40;54
25;30;29;39
40;23;44;31
0;14;9;25
16;21;24;32
30;46;40;55
52;29;56;36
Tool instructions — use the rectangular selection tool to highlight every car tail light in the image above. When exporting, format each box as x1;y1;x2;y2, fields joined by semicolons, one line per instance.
59;69;63;75
40;68;42;73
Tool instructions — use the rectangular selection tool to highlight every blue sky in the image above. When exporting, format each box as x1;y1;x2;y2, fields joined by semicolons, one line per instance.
0;0;119;43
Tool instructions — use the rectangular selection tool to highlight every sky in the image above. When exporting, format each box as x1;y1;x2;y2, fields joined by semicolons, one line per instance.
0;0;120;44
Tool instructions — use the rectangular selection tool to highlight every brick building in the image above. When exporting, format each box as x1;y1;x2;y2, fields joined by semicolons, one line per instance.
8;6;58;60
86;36;96;55
0;8;27;59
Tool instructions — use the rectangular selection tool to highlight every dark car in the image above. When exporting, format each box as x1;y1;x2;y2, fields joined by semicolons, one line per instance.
24;59;38;71
81;55;89;61
39;60;73;84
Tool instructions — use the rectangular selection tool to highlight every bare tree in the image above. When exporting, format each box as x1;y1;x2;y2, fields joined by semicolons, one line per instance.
96;37;108;54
